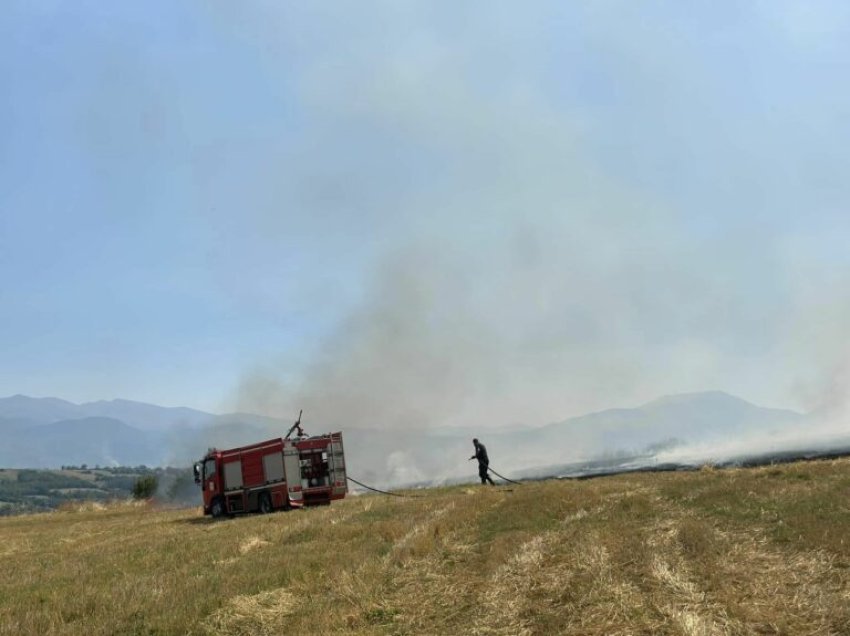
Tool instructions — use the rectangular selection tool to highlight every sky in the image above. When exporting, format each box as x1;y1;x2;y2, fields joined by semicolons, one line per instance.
1;1;849;429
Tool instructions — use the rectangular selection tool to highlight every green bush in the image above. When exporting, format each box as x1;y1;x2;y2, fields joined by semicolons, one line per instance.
132;475;158;500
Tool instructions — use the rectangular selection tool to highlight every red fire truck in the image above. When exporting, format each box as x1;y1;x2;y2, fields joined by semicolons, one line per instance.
193;417;347;517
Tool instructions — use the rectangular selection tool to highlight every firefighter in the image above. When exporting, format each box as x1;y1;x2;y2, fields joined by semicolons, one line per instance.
469;438;495;485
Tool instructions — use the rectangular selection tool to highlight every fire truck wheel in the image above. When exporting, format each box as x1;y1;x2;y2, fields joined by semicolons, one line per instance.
210;497;225;519
259;493;272;514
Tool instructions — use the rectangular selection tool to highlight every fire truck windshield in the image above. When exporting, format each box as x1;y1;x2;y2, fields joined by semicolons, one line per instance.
203;458;216;481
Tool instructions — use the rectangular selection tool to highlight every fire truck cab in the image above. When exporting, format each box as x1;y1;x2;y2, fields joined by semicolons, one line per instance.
194;431;347;518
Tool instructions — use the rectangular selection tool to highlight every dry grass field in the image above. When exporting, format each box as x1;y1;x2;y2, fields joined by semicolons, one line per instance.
2;458;850;635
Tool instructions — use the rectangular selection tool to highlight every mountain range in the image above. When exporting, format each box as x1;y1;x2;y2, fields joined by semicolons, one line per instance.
1;392;846;486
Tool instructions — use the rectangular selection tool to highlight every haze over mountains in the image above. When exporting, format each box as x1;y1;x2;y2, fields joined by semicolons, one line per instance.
2;392;847;485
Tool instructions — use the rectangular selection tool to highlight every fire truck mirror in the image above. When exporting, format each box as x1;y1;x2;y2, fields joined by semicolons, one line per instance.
193;463;201;484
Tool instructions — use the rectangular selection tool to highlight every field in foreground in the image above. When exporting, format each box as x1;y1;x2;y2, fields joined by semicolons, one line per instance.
2;459;850;635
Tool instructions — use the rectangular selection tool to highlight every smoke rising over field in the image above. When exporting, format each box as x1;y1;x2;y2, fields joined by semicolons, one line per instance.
3;4;850;485
223;4;850;454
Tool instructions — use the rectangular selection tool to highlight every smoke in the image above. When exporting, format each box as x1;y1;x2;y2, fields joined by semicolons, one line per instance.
222;9;722;430
196;3;850;479
27;1;845;436
4;2;850;488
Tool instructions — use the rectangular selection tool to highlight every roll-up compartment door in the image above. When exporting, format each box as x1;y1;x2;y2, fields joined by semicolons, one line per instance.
283;444;303;502
224;460;243;491
263;452;285;484
329;434;347;496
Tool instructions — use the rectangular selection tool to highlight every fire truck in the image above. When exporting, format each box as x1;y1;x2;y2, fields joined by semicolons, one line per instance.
193;414;347;518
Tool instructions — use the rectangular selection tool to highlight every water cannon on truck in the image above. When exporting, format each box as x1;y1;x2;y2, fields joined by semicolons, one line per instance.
193;411;347;518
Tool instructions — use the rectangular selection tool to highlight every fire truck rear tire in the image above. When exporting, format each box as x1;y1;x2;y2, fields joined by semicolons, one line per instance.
259;493;272;514
210;497;225;519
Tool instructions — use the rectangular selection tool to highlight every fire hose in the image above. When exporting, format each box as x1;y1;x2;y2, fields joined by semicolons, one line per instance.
347;476;425;498
487;466;523;486
347;465;522;498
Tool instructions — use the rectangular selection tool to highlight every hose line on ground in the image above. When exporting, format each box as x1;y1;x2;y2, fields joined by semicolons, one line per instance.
347;468;520;498
347;476;425;498
487;466;523;485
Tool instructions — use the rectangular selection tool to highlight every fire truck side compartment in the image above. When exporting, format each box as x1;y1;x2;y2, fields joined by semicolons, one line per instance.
224;460;243;491
330;435;347;498
241;452;264;487
263;453;285;483
283;445;303;502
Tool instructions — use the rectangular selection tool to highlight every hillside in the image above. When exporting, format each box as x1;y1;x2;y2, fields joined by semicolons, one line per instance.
2;392;838;491
0;395;213;430
0;466;195;516
1;458;849;634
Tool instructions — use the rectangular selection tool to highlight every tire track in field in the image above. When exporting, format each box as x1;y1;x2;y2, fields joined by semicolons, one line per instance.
710;528;850;633
383;502;455;565
470;501;618;636
652;489;850;634
645;498;739;636
375;490;511;633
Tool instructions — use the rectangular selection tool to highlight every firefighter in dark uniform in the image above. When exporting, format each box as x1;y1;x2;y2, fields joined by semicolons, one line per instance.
470;438;495;485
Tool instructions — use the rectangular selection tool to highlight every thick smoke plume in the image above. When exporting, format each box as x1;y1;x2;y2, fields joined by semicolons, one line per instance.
204;3;850;484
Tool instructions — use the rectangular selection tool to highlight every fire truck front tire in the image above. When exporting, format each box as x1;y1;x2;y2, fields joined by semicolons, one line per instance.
210;497;225;519
259;493;272;514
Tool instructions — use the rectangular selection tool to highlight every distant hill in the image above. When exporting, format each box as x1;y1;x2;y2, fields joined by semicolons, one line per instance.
0;395;84;424
0;394;213;431
0;392;841;485
518;391;804;467
0;395;300;469
1;417;160;468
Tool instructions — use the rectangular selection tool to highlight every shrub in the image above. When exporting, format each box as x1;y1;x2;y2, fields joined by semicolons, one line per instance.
132;475;158;500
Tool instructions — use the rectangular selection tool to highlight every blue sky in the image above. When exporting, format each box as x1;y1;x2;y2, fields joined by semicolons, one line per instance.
1;2;849;427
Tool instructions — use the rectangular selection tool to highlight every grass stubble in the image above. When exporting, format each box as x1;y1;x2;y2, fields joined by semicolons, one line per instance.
1;459;849;635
